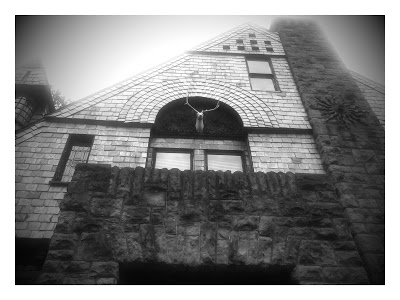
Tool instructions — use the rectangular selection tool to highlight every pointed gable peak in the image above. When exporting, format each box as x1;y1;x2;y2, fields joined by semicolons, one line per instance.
190;22;282;55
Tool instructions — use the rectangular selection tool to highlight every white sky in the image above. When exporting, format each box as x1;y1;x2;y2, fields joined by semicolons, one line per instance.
16;15;384;102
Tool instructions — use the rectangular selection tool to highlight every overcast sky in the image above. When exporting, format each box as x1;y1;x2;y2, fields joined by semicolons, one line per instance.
15;15;384;102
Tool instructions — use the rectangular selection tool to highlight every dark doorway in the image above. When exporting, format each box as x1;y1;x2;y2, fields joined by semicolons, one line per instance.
119;262;296;285
15;238;50;285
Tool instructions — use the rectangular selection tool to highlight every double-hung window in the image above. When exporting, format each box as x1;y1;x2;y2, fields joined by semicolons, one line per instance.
153;149;193;171
206;151;244;172
246;58;278;91
51;134;94;184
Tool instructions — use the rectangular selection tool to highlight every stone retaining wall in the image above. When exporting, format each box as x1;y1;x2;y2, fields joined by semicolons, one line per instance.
38;163;368;284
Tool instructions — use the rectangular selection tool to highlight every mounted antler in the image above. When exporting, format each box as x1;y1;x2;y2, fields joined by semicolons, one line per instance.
185;92;220;133
203;101;220;113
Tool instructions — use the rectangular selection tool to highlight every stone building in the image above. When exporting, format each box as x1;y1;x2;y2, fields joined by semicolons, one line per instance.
15;19;385;284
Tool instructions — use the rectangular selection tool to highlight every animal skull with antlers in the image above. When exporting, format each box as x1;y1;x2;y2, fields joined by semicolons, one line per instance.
184;91;220;133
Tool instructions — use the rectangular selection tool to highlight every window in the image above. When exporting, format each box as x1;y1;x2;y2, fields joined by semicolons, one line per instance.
222;45;230;50
246;58;278;91
206;151;244;172
249;33;256;38
51;134;94;184
154;149;193;171
150;98;250;173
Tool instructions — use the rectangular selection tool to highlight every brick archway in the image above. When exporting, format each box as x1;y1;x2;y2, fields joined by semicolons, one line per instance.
119;78;277;127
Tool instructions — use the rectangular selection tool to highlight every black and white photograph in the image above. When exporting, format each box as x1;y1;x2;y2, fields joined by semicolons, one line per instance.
13;12;386;288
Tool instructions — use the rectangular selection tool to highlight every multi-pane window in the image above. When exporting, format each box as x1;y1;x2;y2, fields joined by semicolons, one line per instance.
154;150;192;171
246;58;278;91
52;135;94;183
206;151;244;172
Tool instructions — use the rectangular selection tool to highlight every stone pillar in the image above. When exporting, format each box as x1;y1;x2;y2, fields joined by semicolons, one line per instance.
37;164;121;284
271;18;385;284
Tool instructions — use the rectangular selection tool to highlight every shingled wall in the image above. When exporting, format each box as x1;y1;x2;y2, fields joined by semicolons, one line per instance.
37;163;368;284
271;19;385;284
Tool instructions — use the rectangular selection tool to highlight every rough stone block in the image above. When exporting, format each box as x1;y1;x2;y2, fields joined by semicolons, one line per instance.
36;273;63;284
47;250;74;261
335;251;363;267
194;171;208;200
345;208;383;224
55;211;101;234
233;215;259;231
259;216;275;237
126;232;142;262
90;261;119;278
49;233;79;251
271;241;286;265
140;224;157;262
181;170;193;200
75;232;114;261
60;192;91;213
90;197;122;217
65;261;91;273
285;237;301;264
298;240;335;266
354;234;384;254
62;276;96;285
142;190;166;207
205;171;217;200
321;267;369;284
266;172;281;195
122;207;150;226
248;236;272;265
96;278;117;284
185;235;200;265
200;223;217;264
291;266;323;283
245;196;279;215
209;200;244;216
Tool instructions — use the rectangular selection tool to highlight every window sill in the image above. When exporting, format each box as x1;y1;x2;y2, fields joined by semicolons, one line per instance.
49;181;69;187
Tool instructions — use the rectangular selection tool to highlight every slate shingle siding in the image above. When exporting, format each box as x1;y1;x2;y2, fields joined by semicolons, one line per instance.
16;122;150;238
249;133;325;174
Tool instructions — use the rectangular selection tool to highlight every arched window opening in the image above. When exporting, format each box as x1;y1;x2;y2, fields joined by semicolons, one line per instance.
148;97;252;173
152;97;244;139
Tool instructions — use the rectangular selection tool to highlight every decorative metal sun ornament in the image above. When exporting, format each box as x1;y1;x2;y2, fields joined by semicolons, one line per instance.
314;95;365;127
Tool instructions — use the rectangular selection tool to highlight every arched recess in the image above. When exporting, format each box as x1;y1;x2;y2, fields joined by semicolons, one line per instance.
119;78;277;127
152;97;244;139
